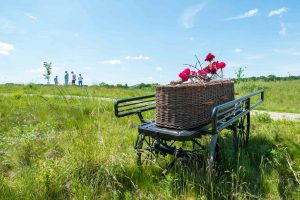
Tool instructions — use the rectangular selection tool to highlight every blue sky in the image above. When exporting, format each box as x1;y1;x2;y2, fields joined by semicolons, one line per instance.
1;0;300;85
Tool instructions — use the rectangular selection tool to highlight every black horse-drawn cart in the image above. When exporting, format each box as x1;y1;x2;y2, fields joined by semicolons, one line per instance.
114;90;264;174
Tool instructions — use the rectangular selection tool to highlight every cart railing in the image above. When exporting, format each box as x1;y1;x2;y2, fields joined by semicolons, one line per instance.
114;94;155;122
211;90;264;134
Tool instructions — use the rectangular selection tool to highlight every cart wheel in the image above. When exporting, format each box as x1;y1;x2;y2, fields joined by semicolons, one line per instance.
233;113;250;150
208;134;220;173
136;134;157;166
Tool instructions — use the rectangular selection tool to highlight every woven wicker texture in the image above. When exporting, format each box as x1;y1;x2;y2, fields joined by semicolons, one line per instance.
156;80;234;130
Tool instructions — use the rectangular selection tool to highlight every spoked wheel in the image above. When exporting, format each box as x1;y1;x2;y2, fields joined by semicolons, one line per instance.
207;134;220;174
176;152;205;169
233;113;250;150
136;134;158;166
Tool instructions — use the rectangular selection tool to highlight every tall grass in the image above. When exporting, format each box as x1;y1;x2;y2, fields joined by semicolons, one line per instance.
1;79;299;113
235;80;300;113
0;93;299;199
0;84;154;99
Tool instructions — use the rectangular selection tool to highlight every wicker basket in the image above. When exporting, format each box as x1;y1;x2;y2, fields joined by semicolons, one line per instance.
155;80;234;129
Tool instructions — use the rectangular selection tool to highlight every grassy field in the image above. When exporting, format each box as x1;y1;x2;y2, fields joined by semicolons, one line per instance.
234;80;300;113
0;84;154;99
0;79;299;113
0;83;299;199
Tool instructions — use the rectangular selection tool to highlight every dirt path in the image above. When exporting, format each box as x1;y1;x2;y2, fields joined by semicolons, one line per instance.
0;93;116;101
252;110;300;121
1;93;299;121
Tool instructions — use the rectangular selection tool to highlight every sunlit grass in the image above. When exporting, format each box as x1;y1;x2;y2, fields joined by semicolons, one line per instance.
0;84;154;99
0;93;299;199
235;80;300;113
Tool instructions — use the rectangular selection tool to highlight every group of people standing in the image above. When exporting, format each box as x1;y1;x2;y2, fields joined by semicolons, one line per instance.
54;71;83;87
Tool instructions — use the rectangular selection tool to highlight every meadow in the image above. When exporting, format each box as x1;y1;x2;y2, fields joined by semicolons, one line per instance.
1;79;299;113
0;80;299;199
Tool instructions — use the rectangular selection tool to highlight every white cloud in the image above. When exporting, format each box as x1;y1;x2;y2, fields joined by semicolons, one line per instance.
279;22;287;36
268;7;288;17
102;59;122;64
25;13;37;20
0;41;14;55
225;8;258;20
179;3;206;29
272;48;300;56
133;55;150;60
125;55;150;60
155;66;162;71
234;48;242;53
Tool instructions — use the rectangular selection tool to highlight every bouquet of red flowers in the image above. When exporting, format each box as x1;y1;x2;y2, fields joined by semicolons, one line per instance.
176;53;226;84
157;53;233;129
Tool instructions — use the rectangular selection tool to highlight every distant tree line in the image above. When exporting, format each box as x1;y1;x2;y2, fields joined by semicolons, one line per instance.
3;75;300;88
98;82;159;89
232;75;300;82
98;75;300;88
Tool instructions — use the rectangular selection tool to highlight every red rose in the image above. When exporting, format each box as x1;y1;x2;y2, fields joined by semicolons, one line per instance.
204;66;211;73
197;69;207;77
204;64;217;74
179;72;189;81
217;62;226;69
210;65;217;74
205;53;215;62
191;70;197;75
182;68;191;75
212;61;219;68
178;68;191;81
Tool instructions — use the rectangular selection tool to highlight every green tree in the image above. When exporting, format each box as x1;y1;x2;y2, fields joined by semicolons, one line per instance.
234;67;246;83
43;62;52;84
267;75;276;81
